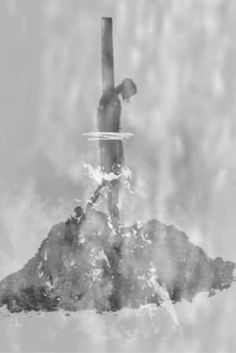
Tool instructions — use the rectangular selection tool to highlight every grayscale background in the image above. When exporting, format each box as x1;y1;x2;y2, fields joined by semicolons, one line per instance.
0;0;236;352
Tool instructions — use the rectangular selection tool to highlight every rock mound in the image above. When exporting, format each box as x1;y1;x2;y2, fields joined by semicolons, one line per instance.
0;209;234;313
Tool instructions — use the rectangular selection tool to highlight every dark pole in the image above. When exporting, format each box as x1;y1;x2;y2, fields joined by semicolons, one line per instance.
101;17;115;94
100;17;120;227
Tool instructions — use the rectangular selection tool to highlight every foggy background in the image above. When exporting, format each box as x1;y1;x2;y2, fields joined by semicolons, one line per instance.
0;0;236;352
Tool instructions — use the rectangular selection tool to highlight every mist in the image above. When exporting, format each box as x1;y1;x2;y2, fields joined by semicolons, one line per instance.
0;0;236;352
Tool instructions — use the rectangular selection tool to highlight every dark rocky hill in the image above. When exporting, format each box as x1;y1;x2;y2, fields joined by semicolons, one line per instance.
0;208;235;313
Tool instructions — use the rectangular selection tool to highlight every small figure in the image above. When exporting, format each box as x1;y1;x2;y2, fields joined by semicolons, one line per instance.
66;206;84;226
64;206;84;244
73;206;84;219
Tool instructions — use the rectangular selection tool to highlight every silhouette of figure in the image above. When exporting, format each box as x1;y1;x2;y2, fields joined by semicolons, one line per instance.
97;78;137;223
97;78;137;173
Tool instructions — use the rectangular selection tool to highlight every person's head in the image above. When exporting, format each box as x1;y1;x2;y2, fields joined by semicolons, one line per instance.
117;78;137;101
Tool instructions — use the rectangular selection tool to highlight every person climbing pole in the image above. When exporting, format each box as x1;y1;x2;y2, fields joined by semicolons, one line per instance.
97;78;137;224
97;78;137;173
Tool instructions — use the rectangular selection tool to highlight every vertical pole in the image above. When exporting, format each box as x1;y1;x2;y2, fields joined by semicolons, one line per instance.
101;17;115;94
100;17;120;227
100;17;122;311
